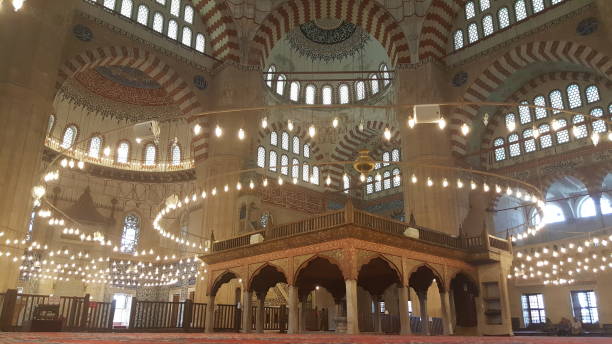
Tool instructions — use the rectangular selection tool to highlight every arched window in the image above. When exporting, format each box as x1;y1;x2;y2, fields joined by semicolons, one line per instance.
170;0;180;16
498;7;510;29
505;113;516;131
370;74;379;94
120;0;133;17
578;197;597;218
281;132;289;150
392;168;401;187
522;129;536;153
551;0;563;4
322;86;332;105
391;149;400;162
555;119;569;144
303;144;310;158
195;33;205;52
167;20;178;40
88;136;102;158
468;23;479;44
144;144;157;165
590;107;606;133
280;154;289;175
171;143;181;165
482;15;494;37
269;150;277;172
117;141;130;163
603;196;612;215
270;131;278;146
585;85;600;104
514;0;527;21
302;163;309;182
374;175;382;192
103;0;115;10
120;214;140;253
305;84;316;104
518;101;531;124
572;115;588;139
266;65;275;87
182;27;192;46
311;166;320;185
383;171;391;190
549;90;564;114
291;158;299;178
339;84;350;104
343;174;350;194
61;125;77;149
494;137;506;161
184;5;194;23
533;96;547;119
465;1;476;19
355;81;365;100
567;84;582;109
276;74;286;95
538;124;552;148
508;133;521;157
542;203;565;224
454;30;464;50
382;151;390;166
257;146;266;168
366;176;373;194
381;64;390;86
47;114;55;135
153;12;164;33
292;136;300;154
290;82;300;101
136;5;149;25
532;0;545;13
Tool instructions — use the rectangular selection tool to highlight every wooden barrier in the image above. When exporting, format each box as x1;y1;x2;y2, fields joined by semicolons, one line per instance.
213;304;240;331
129;299;186;330
250;306;286;331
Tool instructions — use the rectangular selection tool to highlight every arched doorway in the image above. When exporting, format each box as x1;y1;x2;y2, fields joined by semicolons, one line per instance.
357;257;402;333
206;271;241;333
248;264;288;333
408;265;446;335
450;272;479;333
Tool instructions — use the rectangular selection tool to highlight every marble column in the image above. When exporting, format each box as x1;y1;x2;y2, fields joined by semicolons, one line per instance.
255;293;265;333
417;291;430;335
0;0;77;292
345;279;359;334
398;285;412;335
241;290;252;333
373;295;381;333
440;291;453;335
287;285;299;334
449;290;457;329
299;300;306;333
205;294;215;333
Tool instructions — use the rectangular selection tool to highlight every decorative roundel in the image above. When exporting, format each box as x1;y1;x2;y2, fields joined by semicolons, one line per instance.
452;72;468;87
576;18;598;36
193;75;207;90
73;24;93;42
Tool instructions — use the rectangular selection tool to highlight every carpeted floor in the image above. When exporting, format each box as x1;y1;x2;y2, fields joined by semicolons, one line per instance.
0;333;611;344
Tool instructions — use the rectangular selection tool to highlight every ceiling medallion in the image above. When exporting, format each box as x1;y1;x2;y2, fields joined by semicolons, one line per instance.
286;19;370;62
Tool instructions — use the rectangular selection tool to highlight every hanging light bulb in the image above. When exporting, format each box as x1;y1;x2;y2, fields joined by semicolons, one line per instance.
442;178;449;188
591;132;600;146
407;116;416;129
572;126;581;138
135;137;142;144
506;186;513;195
249;180;255;189
483;183;490;192
551;119;560;131
193;124;202;135
12;0;25;12
383;127;392;141
103;146;111;157
261;117;268;129
236;182;242;190
332;117;339;128
224;184;229;192
292;177;298;184
375;173;382;181
608;131;612;141
470;180;477;190
308;124;316;138
438;116;447;130
263;178;268;187
214;124;222;137
359;173;366;182
77;161;85;169
278;176;283;185
461;123;470;136
211;187;217;196
287;120;294;131
495;184;502;193
60;159;68;168
457;179;464;188
427;177;433;187
411;174;417;184
325;175;331;186
507;121;516;132
358;120;364;131
238;128;245;140
532;127;540;139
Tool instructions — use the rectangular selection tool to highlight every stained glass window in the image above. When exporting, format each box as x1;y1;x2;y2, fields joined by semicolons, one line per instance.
292;136;300;154
137;5;149;25
392;168;401;187
523;129;536;153
61;126;77;149
532;0;545;13
280;154;289;175
153;12;164;33
303;144;310;158
465;1;476;19
480;0;491;11
508;134;521;157
120;214;140;253
270;131;278;146
195;33;205;52
366;176;373;194
343;174;350;194
494;137;506;161
322;86;333;104
103;0;116;10
381;64;390;86
518;101;532;124
144;144;157;165
392;149;400;162
521;294;546;326
182;26;192;46
498;7;510;29
89;136;102;158
538;124;552;148
567;84;582;109
171;143;181;165
375;176;382;192
339;84;349;104
269;150;277;172
292;158;299;178
120;0;133;17
534;96;547;119
383;171;391;190
168;20;178;39
590;107;606;133
549;90;564;114
276;74;286;95
281;132;289;150
256;146;265;168
290;82;300;101
302;163;309;182
382;151;390;166
266;65;275;87
454;30;464;50
571;291;599;324
117;142;129;163
370;74;379;94
468;22;479;44
585;85;600;104
305;85;316;104
555;119;569;144
514;0;527;21
170;0;180;16
311;166;320;185
506;113;516;131
483;15;494;37
184;5;194;23
355;81;365;100
572;115;588;139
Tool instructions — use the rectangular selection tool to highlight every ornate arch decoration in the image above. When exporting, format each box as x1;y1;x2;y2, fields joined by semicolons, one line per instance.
357;255;402;296
192;0;240;63
480;71;612;162
209;269;241;296
418;0;466;61
248;0;411;66
407;263;445;293
450;41;612;156
247;263;288;293
55;46;210;162
293;254;346;286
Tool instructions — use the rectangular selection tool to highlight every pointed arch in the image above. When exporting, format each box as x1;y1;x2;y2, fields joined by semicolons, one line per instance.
192;0;240;62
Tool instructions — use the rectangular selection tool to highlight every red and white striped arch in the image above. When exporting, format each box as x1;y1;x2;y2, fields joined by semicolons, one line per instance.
248;0;411;66
451;41;612;156
56;46;209;162
480;71;612;163
192;0;241;63
418;0;465;61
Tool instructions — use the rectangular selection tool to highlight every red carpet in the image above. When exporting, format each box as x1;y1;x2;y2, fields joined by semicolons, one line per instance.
0;333;611;344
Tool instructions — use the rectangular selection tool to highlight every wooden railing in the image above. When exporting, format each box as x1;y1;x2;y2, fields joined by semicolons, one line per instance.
86;301;115;330
213;304;240;331
250;306;286;331
190;302;207;330
211;206;511;254
129;299;186;330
